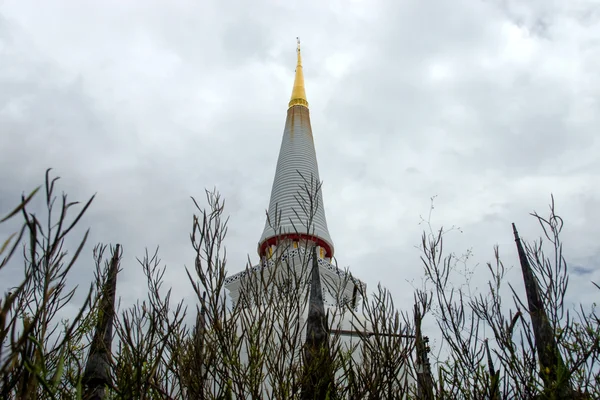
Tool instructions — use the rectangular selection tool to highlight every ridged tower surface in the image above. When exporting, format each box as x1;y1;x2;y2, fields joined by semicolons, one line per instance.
258;104;334;256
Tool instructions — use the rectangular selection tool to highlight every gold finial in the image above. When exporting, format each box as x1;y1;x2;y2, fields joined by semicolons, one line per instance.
289;37;308;108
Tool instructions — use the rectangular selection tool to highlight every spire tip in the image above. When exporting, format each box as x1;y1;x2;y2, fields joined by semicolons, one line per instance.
289;38;308;108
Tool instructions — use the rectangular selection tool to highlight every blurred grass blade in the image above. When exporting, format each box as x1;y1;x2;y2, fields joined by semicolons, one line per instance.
51;345;66;391
0;186;40;223
0;232;17;256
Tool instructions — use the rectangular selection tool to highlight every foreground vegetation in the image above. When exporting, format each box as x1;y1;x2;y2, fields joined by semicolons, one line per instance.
1;170;598;399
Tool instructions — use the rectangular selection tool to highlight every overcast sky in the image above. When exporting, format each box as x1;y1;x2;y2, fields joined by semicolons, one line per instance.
1;0;599;329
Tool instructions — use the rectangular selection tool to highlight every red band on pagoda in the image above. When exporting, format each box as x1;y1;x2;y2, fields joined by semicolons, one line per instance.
259;233;332;258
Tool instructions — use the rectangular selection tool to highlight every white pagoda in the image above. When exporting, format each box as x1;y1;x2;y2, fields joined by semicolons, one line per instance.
220;41;414;398
224;40;366;309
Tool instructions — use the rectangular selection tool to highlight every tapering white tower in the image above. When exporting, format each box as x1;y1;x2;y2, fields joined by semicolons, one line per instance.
258;39;334;260
225;40;365;306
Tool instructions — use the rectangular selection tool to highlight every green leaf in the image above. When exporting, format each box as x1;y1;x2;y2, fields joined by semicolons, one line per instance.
51;345;66;391
75;377;83;400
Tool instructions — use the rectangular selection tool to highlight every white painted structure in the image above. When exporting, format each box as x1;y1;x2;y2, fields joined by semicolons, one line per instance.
223;41;413;397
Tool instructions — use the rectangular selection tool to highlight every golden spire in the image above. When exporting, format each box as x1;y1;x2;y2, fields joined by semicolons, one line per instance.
288;37;308;108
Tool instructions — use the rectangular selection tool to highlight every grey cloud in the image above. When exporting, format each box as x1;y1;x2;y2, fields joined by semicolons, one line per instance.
572;265;595;276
